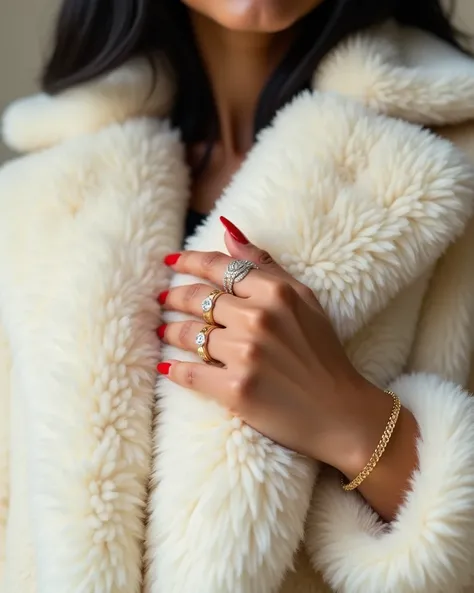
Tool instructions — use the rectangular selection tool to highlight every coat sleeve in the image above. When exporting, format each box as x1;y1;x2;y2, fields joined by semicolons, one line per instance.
306;372;474;593
0;318;10;579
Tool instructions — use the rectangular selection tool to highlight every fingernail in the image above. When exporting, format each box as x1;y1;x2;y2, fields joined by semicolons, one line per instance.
157;324;167;339
158;290;169;305
157;362;171;375
220;216;249;244
164;253;181;266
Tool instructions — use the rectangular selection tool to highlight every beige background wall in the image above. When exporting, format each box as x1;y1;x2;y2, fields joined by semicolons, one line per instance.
1;0;474;163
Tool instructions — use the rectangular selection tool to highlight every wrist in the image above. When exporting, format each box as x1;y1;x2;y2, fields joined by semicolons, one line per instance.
330;378;397;478
337;381;419;521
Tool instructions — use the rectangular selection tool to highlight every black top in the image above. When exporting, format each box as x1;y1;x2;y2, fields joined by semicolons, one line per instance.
185;209;207;240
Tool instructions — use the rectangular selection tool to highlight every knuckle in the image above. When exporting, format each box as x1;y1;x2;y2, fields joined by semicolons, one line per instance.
239;341;261;364
181;364;198;389
228;373;255;410
258;250;275;266
201;251;223;271
267;279;294;307
184;283;202;304
178;320;195;346
246;308;272;332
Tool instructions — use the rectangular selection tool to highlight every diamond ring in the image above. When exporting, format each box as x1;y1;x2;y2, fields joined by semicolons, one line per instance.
201;289;225;325
223;260;258;295
195;325;219;364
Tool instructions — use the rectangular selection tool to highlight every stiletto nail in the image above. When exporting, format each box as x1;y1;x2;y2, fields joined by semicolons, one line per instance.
164;253;181;266
158;290;169;305
157;324;167;339
220;216;249;244
157;362;171;375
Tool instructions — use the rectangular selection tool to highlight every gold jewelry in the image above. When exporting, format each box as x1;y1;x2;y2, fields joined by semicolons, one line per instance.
341;389;401;492
195;325;219;364
201;289;225;325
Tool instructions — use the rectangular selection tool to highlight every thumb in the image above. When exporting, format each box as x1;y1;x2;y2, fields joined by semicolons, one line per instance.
220;216;319;306
220;216;286;278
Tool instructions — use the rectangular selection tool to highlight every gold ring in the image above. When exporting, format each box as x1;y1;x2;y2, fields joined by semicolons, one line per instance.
201;289;225;325
195;325;219;364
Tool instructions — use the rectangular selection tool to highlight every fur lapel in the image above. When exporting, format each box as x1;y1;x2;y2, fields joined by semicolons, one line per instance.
0;119;189;592
188;92;474;341
1;58;175;154
3;24;474;153
314;23;474;125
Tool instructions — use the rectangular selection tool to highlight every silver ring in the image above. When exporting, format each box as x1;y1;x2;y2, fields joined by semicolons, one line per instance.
223;260;259;295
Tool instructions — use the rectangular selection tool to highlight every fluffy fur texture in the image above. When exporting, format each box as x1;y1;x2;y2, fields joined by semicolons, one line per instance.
409;216;474;385
1;22;474;593
2;363;36;593
1;58;174;154
0;120;188;592
308;374;474;593
0;325;9;582
315;23;474;125
345;273;432;387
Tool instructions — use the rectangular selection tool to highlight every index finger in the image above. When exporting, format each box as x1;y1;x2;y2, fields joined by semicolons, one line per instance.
168;250;259;298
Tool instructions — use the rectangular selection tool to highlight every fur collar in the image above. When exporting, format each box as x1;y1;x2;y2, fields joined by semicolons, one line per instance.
3;23;474;153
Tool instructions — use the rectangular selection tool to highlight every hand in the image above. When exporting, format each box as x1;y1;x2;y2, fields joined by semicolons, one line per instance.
157;217;394;474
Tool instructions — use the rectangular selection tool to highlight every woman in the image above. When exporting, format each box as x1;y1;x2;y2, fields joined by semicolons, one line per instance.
1;0;474;591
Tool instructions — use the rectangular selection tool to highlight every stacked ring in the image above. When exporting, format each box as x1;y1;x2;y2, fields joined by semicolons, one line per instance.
201;289;225;325
223;259;258;295
195;325;219;364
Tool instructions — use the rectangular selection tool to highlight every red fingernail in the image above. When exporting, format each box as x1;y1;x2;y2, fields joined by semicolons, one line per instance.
157;362;171;375
157;324;167;339
220;216;249;244
164;253;181;266
158;290;169;305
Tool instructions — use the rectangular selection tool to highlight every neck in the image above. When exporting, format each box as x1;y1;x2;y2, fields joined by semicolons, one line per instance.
190;11;295;155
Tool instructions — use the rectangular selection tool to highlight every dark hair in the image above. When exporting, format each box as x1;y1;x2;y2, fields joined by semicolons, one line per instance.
42;0;464;146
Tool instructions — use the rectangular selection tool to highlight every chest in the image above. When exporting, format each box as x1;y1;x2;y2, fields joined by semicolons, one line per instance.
187;143;245;214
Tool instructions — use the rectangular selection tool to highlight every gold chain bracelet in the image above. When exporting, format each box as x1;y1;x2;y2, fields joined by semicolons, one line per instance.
341;389;401;492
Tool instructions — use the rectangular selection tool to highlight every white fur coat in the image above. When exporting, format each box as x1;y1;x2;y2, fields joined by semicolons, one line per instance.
1;22;474;593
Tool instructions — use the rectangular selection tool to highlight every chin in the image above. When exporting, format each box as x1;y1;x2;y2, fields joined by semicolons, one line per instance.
185;0;324;33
